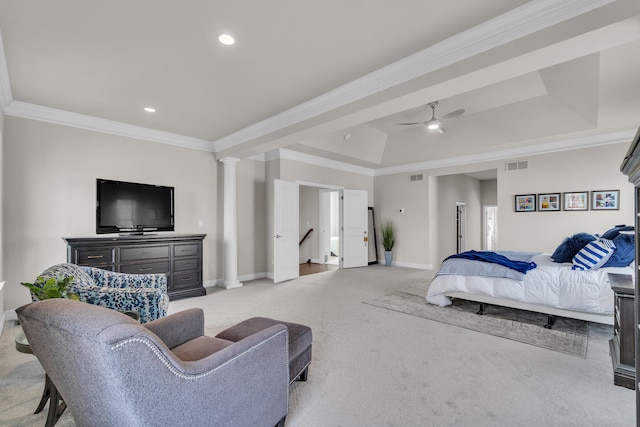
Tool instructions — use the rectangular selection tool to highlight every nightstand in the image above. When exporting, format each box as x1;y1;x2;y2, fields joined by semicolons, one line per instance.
609;272;635;390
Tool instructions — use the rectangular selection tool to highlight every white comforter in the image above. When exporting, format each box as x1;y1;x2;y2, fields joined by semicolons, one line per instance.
426;254;634;314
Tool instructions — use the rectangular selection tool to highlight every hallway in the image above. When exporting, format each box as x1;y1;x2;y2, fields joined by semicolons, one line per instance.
299;262;339;276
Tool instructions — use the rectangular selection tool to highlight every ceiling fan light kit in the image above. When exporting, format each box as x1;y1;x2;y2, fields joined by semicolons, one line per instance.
427;120;441;130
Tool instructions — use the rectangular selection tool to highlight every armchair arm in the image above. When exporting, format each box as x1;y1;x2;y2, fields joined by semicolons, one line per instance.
76;267;169;323
72;285;168;323
144;308;204;348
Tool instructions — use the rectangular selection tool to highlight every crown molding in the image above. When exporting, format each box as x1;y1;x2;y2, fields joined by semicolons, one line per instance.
212;0;615;152
4;101;214;152
262;148;375;176
249;130;634;178
279;148;375;177
374;129;636;176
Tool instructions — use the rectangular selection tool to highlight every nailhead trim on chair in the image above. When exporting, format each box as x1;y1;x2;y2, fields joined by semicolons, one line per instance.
111;329;289;383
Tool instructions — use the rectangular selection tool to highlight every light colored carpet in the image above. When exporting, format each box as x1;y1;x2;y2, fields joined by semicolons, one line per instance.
0;266;635;427
364;282;590;358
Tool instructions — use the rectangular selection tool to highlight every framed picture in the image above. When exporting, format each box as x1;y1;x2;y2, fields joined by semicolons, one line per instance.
515;194;536;212
591;190;619;210
538;193;561;211
563;191;588;211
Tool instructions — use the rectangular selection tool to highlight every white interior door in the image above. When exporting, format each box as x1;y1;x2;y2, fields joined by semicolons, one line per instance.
274;179;299;283
341;189;368;268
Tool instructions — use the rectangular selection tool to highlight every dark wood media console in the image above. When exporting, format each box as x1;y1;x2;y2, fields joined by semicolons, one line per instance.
63;234;207;301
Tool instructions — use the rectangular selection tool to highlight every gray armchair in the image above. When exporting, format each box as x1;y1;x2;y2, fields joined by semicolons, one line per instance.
16;299;289;427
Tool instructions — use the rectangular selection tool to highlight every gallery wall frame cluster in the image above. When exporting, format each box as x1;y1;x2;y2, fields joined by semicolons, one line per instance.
514;190;619;212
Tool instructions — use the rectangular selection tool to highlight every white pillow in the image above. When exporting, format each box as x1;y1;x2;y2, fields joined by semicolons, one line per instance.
571;239;616;270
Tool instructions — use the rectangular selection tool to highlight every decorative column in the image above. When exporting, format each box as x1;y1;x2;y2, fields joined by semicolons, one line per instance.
220;157;242;289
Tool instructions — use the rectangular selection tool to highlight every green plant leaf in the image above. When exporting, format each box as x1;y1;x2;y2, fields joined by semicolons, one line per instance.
381;221;396;251
21;274;76;300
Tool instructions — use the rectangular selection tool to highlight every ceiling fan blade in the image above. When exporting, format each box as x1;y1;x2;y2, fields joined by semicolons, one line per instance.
397;121;426;126
441;108;465;120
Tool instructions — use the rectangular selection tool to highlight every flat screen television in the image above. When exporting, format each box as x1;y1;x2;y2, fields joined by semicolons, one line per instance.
96;179;174;234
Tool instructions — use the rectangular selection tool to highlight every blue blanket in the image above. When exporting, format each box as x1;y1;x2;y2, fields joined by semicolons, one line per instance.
445;250;537;274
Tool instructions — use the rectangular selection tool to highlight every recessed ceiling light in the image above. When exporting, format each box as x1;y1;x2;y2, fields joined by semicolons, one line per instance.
143;107;156;113
218;33;235;46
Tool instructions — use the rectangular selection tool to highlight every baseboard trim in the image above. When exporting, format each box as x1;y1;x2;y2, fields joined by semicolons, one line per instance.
204;272;269;289
380;260;433;270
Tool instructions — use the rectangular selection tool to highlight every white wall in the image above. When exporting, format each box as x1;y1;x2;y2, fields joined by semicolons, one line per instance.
498;143;634;252
280;159;374;205
374;172;429;267
374;172;483;268
2;116;265;312
481;179;498;205
236;158;267;277
373;141;634;268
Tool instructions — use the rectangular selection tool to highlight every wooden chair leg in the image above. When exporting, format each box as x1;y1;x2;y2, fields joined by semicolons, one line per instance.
298;367;308;382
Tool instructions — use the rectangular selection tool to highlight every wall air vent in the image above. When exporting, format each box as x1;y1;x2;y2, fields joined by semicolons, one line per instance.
410;174;424;182
506;160;528;171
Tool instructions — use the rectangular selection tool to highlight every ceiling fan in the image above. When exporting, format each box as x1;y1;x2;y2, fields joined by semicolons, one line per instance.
397;101;465;134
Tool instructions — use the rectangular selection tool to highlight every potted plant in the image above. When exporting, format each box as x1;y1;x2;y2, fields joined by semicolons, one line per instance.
21;275;79;301
380;221;396;266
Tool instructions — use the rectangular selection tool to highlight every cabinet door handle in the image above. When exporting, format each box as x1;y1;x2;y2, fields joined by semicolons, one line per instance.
87;255;104;259
139;267;152;272
181;277;191;281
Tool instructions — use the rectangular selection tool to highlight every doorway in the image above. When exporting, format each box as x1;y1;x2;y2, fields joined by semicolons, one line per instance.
483;205;498;251
297;185;341;278
456;202;466;254
274;180;368;282
320;190;340;266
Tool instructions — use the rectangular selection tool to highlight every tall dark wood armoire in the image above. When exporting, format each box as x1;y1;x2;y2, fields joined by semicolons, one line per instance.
620;126;640;423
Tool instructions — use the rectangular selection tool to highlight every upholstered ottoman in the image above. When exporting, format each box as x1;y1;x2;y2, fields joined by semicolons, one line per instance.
216;317;312;384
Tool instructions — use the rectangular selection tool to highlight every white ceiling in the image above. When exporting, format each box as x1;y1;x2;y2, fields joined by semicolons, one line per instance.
0;1;639;175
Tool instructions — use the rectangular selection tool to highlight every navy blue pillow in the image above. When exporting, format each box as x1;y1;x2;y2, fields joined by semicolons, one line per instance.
551;233;596;263
602;233;635;267
602;225;634;240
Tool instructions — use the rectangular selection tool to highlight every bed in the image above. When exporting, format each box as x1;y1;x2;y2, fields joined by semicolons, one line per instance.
426;247;634;326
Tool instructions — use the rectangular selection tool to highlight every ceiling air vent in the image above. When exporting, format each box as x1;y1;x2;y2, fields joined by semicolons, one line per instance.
506;160;528;171
410;174;424;182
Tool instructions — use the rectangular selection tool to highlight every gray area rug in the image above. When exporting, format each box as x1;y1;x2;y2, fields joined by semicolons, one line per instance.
364;282;590;358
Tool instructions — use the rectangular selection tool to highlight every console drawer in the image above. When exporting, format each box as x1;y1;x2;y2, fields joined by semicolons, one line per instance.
172;272;199;289
77;248;114;265
120;261;170;275
121;246;170;261
174;244;198;258
174;258;198;272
